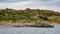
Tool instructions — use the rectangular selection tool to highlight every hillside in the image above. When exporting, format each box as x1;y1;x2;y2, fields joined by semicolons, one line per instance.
0;8;60;24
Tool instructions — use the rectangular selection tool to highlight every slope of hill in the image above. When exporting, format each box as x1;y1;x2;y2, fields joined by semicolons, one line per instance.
0;8;60;25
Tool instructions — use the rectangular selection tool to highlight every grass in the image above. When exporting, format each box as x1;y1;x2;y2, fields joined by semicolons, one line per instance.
0;8;60;25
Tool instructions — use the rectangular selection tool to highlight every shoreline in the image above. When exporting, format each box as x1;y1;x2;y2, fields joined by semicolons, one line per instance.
0;23;55;28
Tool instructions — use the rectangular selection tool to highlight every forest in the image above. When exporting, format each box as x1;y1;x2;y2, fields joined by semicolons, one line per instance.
0;8;60;24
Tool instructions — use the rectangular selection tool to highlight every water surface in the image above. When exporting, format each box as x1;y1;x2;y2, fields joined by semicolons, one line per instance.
0;24;60;34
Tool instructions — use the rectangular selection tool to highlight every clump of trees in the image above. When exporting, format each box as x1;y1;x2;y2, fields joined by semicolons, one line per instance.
0;8;60;24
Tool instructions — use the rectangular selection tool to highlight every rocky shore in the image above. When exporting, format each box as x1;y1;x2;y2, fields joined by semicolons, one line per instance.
12;23;54;28
0;23;54;28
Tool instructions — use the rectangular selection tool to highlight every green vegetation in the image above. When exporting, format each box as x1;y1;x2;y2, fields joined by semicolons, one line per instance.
0;8;60;24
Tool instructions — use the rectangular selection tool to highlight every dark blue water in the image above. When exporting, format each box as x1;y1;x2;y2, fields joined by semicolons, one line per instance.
0;24;60;34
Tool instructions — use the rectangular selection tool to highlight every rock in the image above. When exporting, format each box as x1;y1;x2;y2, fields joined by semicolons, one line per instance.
12;23;54;28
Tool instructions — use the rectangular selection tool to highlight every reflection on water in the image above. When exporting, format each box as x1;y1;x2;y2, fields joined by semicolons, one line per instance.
0;24;60;34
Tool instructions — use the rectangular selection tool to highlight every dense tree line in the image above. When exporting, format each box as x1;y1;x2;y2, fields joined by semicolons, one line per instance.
0;8;60;23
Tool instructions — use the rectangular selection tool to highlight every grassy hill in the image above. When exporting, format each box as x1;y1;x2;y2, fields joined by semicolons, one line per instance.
0;8;60;24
